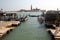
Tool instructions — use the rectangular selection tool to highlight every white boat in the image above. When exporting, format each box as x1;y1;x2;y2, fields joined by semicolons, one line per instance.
38;16;44;24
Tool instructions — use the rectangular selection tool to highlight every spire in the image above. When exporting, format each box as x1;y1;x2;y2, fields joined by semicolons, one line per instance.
31;5;32;10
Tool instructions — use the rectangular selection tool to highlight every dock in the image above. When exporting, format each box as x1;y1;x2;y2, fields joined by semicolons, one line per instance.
0;21;20;38
0;27;15;37
9;21;21;26
0;21;12;27
47;27;60;40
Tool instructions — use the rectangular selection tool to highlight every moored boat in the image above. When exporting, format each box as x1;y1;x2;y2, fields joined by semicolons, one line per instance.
38;16;44;24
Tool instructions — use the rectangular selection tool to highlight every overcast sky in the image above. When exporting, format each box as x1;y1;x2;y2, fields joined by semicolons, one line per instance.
0;0;60;11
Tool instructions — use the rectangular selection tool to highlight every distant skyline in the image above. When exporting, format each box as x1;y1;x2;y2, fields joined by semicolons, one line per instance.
0;0;60;11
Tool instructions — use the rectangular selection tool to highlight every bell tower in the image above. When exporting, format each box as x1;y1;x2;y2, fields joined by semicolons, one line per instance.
31;5;32;10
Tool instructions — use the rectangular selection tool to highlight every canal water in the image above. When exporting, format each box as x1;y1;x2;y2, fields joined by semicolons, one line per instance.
2;12;51;40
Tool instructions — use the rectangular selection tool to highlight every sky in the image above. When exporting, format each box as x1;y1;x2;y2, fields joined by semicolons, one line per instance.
0;0;60;11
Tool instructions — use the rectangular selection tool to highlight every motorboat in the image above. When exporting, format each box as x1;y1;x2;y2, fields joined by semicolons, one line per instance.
38;16;44;24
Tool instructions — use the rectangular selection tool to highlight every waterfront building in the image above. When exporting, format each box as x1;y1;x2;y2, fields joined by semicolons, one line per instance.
19;5;46;12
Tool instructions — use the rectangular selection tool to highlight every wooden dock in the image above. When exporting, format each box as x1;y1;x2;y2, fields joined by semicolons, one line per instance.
0;21;20;27
0;27;15;37
47;27;60;40
9;21;20;26
0;21;20;38
0;21;12;27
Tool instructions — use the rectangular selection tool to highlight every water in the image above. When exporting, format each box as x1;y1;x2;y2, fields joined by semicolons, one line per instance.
2;12;51;40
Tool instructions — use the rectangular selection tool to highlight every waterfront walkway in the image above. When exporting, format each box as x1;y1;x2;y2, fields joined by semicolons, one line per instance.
2;17;51;40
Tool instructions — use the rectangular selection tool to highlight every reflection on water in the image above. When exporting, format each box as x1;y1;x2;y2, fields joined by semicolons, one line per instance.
2;12;51;40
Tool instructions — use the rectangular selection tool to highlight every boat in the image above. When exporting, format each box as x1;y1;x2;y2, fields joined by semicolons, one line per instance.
29;14;39;17
38;16;44;24
18;15;28;22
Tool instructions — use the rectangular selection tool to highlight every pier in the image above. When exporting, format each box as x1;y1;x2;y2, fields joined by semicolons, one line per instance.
0;27;15;38
0;21;20;38
47;27;60;40
9;21;21;26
